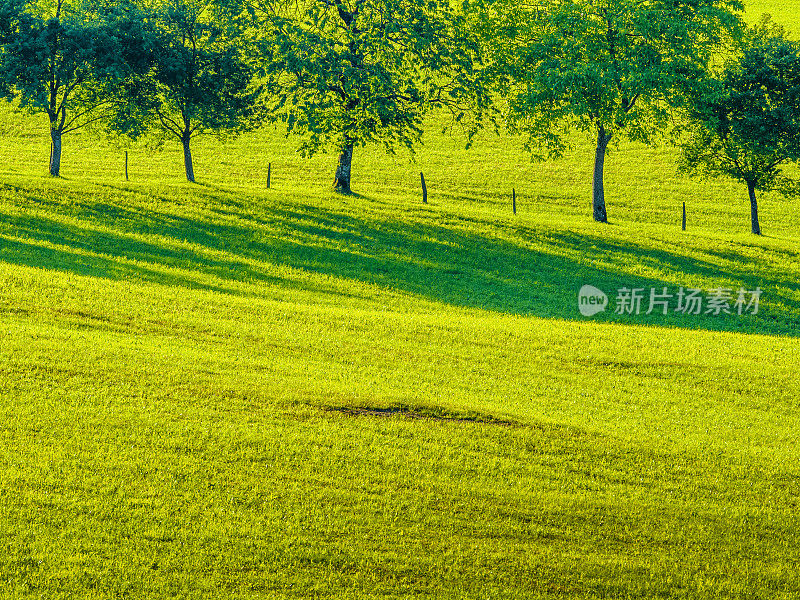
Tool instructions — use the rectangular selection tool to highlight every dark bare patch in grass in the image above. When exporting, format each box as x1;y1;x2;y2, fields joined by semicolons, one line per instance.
571;358;707;380
325;402;522;427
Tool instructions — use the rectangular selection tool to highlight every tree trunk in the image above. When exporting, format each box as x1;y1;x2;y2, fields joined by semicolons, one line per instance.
182;134;195;183
747;180;761;235
334;143;354;194
592;126;612;223
49;129;62;177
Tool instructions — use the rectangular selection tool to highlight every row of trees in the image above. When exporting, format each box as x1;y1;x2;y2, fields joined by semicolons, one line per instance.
481;1;800;234
0;0;259;181
0;0;489;185
0;0;798;234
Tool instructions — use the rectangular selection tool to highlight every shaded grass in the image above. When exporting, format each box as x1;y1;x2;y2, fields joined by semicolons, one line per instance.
1;173;797;337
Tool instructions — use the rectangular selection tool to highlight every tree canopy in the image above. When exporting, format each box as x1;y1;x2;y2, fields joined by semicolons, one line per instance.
106;0;260;182
483;0;743;222
0;0;148;175
257;0;490;193
679;16;800;235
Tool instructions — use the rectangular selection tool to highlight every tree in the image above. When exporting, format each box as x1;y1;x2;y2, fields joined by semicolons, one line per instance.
108;0;260;183
257;0;490;194
679;16;800;235
483;0;743;222
0;0;147;176
0;0;23;49
0;0;24;98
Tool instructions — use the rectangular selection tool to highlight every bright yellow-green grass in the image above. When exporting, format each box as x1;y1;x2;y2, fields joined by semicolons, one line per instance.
1;3;799;598
745;1;800;27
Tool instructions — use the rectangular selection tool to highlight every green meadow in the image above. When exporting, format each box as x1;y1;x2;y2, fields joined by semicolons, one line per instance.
1;2;800;597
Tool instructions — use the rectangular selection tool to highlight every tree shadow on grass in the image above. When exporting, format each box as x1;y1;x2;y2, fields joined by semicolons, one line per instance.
0;187;376;302
0;180;797;337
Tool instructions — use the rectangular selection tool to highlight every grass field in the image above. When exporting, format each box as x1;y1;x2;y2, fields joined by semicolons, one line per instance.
1;2;799;598
745;1;800;26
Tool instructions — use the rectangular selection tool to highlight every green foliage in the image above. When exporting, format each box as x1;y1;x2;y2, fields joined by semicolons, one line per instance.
0;0;143;132
257;0;490;158
478;0;744;223
679;15;800;197
0;0;23;97
106;0;260;180
0;0;23;43
0;0;149;174
485;0;745;156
